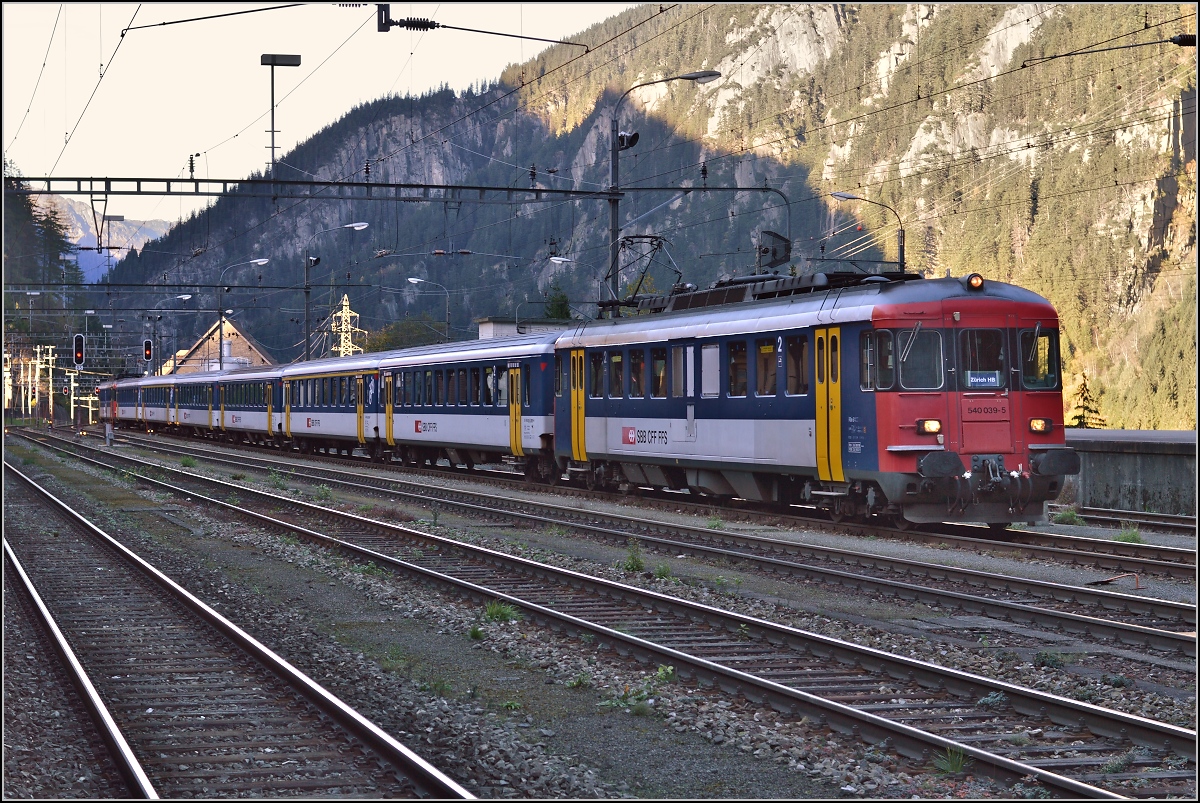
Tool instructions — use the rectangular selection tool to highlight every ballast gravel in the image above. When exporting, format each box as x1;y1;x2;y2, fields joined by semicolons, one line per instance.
6;438;1194;799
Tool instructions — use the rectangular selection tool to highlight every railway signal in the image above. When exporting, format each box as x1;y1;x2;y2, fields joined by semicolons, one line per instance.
73;333;85;367
143;339;153;362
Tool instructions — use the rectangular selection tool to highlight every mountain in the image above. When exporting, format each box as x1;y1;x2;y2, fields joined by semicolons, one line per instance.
37;195;172;283
99;3;1196;427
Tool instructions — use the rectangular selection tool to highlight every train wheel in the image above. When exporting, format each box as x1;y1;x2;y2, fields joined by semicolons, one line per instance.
828;510;845;524
891;515;912;531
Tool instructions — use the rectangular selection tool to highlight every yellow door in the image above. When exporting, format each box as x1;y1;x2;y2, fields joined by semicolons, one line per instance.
284;380;292;438
265;381;273;437
571;349;587;461
384;373;395;446
356;376;365;444
508;363;524;457
207;385;214;431
814;327;844;482
219;385;225;431
508;364;523;453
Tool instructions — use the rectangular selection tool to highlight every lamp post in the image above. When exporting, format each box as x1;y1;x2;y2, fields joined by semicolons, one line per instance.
407;277;449;342
215;259;269;370
261;54;301;180
830;192;905;272
609;69;719;314
303;222;368;361
152;295;191;375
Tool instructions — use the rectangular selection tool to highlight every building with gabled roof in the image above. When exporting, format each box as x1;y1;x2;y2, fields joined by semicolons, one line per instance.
162;317;276;374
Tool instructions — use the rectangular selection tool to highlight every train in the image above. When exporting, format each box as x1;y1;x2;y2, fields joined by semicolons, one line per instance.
99;270;1081;528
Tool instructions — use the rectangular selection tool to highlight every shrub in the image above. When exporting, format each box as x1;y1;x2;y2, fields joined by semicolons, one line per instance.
180;455;197;468
977;691;1009;709
1034;651;1066;669
706;515;725;529
313;484;334;502
653;562;673;580
566;672;593;689
467;625;485;640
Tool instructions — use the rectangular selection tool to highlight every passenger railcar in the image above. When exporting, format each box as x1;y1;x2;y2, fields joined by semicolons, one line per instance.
554;271;1079;527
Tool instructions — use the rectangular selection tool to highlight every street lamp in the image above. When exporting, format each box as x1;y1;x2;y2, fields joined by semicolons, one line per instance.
407;277;449;342
215;259;269;370
303;222;368;360
152;294;191;375
609;69;719;314
830;192;905;272
261;54;301;179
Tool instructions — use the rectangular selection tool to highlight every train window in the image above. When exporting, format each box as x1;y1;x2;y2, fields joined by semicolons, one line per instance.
607;352;624;398
471;367;482;405
877;332;895;389
755;339;777;396
860;333;876;390
816;337;825;385
897;330;944;389
727;341;747;397
497;368;509;406
700;344;720;398
413;372;424;406
349;377;357;405
483;367;495;405
650;349;667;398
456;368;466;405
522;368;531;407
553;356;562;397
1021;328;1060;390
589;353;605;399
830;335;839;383
445;370;456;406
959;329;1006;390
342;377;350;406
629;349;646;398
671;346;686;397
424;370;434;406
433;371;443;405
403;372;412;405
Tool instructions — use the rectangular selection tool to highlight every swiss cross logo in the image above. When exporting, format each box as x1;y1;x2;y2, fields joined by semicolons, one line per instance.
415;420;423;433
622;427;636;445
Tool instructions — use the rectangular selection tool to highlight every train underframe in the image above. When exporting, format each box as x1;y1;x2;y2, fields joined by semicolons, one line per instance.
126;419;1077;527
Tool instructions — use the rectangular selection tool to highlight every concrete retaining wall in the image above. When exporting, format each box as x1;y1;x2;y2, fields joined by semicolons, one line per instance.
1061;430;1197;516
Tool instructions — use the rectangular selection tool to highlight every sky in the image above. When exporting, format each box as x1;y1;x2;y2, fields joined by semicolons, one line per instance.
3;3;633;222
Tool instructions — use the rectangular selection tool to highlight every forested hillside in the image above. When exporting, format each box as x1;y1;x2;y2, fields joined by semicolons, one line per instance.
99;3;1196;427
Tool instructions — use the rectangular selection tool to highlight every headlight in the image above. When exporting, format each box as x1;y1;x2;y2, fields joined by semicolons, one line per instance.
917;419;942;434
1029;418;1053;433
966;273;984;289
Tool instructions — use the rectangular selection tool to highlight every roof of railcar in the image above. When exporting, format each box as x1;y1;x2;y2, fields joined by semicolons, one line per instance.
556;276;1054;349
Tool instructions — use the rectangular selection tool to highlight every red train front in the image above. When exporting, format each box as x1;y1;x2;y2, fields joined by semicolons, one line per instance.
860;273;1080;527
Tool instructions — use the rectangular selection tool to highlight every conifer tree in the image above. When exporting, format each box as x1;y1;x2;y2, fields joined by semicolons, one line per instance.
1067;372;1106;429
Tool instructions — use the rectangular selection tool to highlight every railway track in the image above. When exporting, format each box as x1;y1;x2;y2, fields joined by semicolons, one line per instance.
15;431;1196;798
1048;504;1198;534
3;463;472;800
114;428;1196;573
60;431;1196;658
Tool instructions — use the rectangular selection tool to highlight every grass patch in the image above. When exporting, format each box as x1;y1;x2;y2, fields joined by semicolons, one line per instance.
353;561;387;578
566;672;593;689
484;600;521;623
977;691;1009;709
1112;526;1144;544
313;484;334;503
1051;508;1083;525
180;455;197;468
267;468;288;490
931;745;973;775
467;625;485;640
1034;650;1067;669
621;537;645;572
230;472;246;481
652;562;672;580
705;515;725;529
502;700;522;711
